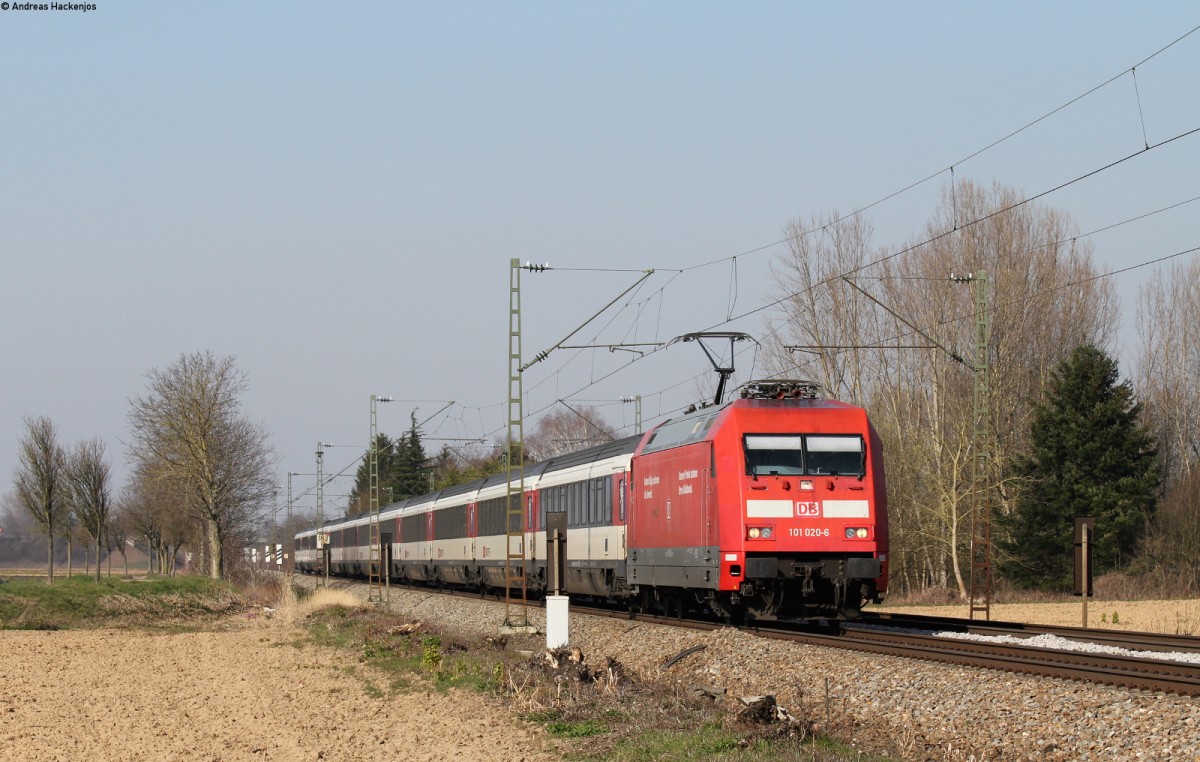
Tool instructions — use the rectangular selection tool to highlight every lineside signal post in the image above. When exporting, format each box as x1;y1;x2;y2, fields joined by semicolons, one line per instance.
1074;517;1095;628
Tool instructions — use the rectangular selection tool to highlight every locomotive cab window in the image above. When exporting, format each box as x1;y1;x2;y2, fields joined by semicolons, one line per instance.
744;434;865;477
805;435;865;476
744;435;804;476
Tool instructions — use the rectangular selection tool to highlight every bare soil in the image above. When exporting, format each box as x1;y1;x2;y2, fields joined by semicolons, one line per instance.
0;601;555;762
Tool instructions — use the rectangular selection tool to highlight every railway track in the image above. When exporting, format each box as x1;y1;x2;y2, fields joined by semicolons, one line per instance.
859;610;1200;655
768;622;1200;696
297;575;1200;696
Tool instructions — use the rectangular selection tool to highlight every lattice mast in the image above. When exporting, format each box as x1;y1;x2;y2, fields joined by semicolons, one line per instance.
367;394;392;604
621;395;643;434
316;442;327;588
504;258;530;629
959;271;992;620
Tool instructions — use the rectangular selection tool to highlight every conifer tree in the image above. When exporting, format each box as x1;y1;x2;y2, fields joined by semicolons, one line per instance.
390;412;429;498
346;433;397;515
999;345;1159;589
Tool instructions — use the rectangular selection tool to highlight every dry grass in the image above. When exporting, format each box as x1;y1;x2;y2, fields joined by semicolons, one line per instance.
270;584;364;626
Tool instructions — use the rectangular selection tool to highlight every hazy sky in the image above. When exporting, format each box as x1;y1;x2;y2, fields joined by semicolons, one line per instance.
2;3;1197;520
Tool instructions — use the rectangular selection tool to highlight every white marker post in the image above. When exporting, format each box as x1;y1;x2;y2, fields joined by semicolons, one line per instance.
546;595;570;649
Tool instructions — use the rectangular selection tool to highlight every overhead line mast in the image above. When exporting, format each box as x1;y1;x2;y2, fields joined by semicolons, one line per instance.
503;259;533;632
368;394;393;604
502;259;655;632
952;271;992;621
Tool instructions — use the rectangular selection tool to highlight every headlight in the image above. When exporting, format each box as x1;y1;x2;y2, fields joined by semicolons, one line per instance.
761;527;773;539
748;527;761;539
856;528;868;539
845;528;856;539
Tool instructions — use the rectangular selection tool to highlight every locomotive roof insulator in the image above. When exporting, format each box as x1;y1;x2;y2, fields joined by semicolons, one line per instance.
739;379;823;400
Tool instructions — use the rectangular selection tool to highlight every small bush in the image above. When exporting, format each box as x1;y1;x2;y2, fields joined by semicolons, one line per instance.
421;635;443;671
546;718;607;738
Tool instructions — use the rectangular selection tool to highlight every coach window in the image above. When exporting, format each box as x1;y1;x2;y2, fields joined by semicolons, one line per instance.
587;478;599;525
594;477;610;525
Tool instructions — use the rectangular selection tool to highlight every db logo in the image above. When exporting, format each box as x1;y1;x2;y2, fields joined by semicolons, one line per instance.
795;501;821;518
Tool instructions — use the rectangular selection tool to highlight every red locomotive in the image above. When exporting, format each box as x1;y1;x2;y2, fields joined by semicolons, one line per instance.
627;379;887;620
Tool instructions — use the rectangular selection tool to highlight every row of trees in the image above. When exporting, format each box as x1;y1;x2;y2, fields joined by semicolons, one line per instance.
10;350;623;580
10;351;277;583
12;417;114;582
765;178;1193;594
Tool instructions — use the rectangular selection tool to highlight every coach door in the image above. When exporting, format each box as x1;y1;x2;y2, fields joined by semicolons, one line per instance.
380;531;393;579
701;442;714;563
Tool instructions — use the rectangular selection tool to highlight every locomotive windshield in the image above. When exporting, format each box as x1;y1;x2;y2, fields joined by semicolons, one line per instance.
805;435;865;476
744;434;865;477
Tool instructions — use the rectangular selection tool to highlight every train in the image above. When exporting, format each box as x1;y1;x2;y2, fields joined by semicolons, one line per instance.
295;379;888;620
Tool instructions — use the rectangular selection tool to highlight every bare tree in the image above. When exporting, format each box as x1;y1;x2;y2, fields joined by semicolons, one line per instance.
1135;259;1200;489
1134;260;1200;590
13;416;66;583
1139;462;1200;593
65;438;113;583
763;210;878;402
127;352;277;579
524;405;618;462
104;506;128;578
122;462;195;576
